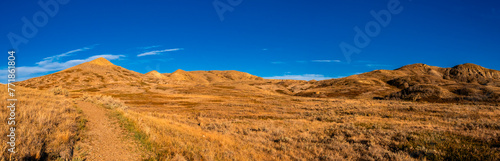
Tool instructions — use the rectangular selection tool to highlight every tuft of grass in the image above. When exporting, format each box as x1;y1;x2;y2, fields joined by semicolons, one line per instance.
79;93;128;110
50;87;69;96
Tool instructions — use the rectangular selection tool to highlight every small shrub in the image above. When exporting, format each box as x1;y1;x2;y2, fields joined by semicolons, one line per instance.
454;87;477;96
386;85;450;101
50;87;69;96
80;93;129;110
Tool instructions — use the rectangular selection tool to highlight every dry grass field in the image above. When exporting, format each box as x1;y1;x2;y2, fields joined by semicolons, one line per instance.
0;86;83;160
9;58;500;160
96;83;500;160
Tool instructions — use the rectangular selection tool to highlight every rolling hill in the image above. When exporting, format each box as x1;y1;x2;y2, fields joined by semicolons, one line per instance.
17;57;143;90
17;57;500;103
17;57;265;93
291;63;500;102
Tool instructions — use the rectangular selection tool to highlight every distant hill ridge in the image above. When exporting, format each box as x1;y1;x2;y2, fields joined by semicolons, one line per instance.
295;63;500;102
16;57;500;103
17;57;263;89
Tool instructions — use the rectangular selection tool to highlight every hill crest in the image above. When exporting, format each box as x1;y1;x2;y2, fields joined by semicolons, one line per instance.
145;70;165;78
85;57;115;66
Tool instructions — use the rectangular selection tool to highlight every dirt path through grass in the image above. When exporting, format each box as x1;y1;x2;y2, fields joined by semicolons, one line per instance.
74;101;146;160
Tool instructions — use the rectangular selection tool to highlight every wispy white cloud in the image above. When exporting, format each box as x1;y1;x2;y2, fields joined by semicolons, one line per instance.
366;64;391;68
138;45;162;50
137;48;183;57
263;74;335;81
271;61;285;64
37;44;98;66
354;60;374;63
311;60;341;63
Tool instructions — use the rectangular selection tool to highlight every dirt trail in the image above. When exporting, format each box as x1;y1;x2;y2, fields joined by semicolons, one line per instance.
74;101;146;161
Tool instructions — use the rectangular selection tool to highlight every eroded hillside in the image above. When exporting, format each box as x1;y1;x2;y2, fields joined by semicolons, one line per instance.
291;63;500;102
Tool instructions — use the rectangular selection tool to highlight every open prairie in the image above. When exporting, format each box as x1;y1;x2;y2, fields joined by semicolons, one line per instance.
9;58;500;160
98;82;500;160
4;1;500;160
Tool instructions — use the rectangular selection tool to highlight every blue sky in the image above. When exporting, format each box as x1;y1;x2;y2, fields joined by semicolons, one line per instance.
1;0;499;82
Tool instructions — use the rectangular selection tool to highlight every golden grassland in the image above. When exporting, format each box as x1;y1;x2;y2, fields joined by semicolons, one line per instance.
81;83;500;160
5;79;500;160
0;86;83;160
9;59;500;160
